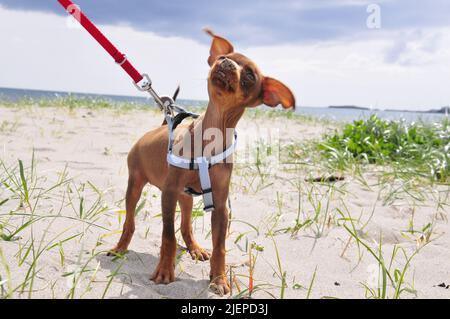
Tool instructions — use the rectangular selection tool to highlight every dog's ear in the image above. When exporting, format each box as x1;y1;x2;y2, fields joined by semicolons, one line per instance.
262;77;296;109
204;28;234;66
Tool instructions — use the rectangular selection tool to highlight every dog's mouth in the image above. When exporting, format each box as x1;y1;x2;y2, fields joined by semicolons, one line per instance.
210;59;238;92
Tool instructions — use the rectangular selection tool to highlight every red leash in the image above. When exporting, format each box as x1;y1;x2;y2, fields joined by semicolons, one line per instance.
57;0;190;116
57;0;143;84
57;1;226;213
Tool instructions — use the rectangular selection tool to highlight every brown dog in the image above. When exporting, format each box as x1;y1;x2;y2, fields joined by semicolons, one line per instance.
108;29;295;295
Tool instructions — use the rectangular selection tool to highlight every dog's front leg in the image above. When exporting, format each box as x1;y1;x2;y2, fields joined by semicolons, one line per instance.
208;165;233;295
210;204;231;295
151;168;183;284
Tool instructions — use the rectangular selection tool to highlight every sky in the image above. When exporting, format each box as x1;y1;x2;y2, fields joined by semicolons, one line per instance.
0;0;449;109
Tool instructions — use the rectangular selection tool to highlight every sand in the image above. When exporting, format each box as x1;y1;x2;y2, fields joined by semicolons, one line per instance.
0;105;449;299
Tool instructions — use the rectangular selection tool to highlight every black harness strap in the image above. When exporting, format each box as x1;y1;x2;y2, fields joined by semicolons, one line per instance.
172;112;195;130
184;187;203;197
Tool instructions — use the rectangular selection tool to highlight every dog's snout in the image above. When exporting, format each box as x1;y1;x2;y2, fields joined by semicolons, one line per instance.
219;58;236;71
211;57;239;92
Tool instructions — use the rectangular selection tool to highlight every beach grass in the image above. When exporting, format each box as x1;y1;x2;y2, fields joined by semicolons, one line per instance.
0;96;154;113
1;99;449;299
318;115;450;182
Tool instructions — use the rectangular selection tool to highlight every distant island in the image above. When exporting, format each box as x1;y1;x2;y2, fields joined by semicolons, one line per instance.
385;106;450;114
426;106;449;114
328;105;449;114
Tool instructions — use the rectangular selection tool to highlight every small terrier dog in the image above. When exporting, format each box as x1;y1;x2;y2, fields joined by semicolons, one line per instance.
109;29;295;295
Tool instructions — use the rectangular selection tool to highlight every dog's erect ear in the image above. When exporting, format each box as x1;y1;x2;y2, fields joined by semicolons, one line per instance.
262;77;296;109
204;28;234;66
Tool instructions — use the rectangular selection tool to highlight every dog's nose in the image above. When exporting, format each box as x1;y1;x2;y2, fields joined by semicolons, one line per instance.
219;58;236;71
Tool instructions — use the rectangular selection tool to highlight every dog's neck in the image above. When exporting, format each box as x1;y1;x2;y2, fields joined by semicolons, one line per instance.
202;100;245;133
175;101;245;158
185;100;244;156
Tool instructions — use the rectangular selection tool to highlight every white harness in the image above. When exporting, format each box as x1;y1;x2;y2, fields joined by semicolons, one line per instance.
165;112;237;212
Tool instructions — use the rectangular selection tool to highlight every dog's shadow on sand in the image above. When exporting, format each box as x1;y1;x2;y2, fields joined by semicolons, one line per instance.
96;250;212;299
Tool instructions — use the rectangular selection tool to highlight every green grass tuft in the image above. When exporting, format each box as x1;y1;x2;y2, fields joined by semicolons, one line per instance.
318;115;450;182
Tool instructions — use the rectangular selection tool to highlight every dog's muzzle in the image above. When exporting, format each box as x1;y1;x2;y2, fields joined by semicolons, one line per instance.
211;58;238;92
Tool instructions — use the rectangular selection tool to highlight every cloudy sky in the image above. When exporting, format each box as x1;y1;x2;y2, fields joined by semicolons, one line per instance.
0;0;449;109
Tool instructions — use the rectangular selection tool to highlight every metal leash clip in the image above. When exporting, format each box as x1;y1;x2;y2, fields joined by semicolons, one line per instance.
134;73;167;112
134;73;152;92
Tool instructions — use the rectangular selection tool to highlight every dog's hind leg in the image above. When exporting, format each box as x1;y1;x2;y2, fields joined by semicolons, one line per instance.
108;171;145;255
179;194;211;261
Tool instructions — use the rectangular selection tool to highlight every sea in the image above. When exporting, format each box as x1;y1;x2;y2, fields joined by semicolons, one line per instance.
0;87;447;123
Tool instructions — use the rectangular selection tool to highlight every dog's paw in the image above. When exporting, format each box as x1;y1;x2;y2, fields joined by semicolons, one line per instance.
210;276;230;296
151;264;175;284
188;246;211;261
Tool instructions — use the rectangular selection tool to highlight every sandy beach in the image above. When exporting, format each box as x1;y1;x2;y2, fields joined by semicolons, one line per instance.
0;105;449;299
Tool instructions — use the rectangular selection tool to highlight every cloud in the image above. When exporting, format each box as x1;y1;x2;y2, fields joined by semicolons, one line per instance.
0;4;449;109
0;7;210;101
1;0;450;46
384;30;443;66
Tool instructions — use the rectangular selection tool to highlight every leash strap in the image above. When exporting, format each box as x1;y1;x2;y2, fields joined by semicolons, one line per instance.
58;0;231;213
58;0;184;112
58;0;144;84
57;0;200;129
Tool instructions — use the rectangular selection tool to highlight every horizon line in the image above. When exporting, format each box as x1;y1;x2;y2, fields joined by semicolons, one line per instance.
0;85;448;112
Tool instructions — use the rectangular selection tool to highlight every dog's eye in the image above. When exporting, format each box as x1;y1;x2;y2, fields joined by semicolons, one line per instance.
240;68;256;88
245;69;255;82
